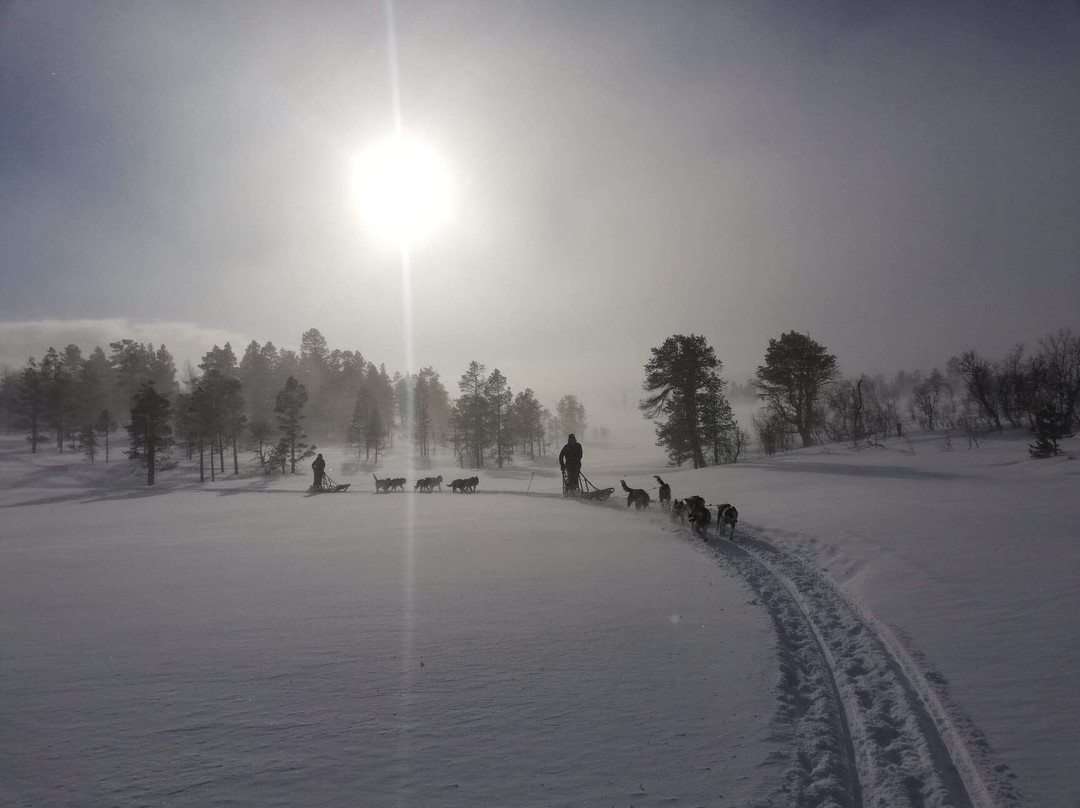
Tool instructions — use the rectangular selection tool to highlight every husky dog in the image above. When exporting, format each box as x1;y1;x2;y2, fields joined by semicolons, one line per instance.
463;476;479;492
450;478;468;493
373;474;392;493
670;499;687;524
687;497;712;538
715;504;739;539
389;477;407;492
415;475;444;493
621;480;651;510
654;476;671;509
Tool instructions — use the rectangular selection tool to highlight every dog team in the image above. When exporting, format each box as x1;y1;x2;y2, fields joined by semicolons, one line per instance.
617;475;739;541
372;473;479;493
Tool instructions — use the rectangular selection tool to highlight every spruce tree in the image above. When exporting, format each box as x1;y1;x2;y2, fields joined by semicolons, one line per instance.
457;361;488;468
78;423;99;463
126;382;173;485
486;369;514;468
274;375;314;473
18;358;45;453
1029;405;1064;458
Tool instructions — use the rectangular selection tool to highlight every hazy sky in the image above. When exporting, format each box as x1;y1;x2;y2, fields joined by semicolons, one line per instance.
2;1;1078;411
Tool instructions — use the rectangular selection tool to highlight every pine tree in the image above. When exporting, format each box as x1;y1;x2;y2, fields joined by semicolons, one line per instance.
640;334;721;468
109;339;151;416
18;358;46;453
274;375;314;473
239;340;278;426
556;395;588;438
126;382;173;486
221;377;245;474
701;374;737;465
0;367;19;434
95;409;117;463
78;422;99;463
79;347;112;438
41;347;73;451
486;369;514;468
365;406;385;463
756;331;839;448
347;390;369;460
412;371;432;458
512;388;544;460
456;361;488;468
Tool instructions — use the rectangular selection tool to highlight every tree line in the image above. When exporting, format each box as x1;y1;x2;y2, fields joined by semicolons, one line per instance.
639;327;1078;465
0;328;593;483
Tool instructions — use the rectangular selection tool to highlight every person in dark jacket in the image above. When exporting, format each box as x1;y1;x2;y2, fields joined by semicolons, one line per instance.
312;453;326;489
558;434;583;490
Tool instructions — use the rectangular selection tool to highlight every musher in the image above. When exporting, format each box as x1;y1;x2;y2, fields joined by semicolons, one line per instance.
558;433;583;492
312;453;326;489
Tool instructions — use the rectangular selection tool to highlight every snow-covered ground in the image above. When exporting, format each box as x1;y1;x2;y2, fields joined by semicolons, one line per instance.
1;426;1077;807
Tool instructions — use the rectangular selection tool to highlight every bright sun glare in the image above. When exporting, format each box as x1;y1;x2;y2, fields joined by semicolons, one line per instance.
351;134;452;246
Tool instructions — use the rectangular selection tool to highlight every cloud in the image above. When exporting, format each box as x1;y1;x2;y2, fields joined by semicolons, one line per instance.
0;319;252;374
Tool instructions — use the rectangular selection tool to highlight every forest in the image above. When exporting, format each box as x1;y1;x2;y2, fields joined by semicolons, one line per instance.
2;325;1076;484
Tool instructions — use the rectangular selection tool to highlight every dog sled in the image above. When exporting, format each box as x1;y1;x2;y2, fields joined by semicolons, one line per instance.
310;472;351;493
562;468;614;501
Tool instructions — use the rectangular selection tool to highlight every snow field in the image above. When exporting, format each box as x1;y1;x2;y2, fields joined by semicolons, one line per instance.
3;427;1077;806
1;463;778;807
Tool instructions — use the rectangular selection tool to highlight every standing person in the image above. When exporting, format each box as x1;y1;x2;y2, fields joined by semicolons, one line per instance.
558;433;583;491
312;453;326;489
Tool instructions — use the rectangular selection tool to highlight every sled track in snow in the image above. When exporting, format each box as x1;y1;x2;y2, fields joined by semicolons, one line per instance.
532;490;1024;807
694;525;1024;808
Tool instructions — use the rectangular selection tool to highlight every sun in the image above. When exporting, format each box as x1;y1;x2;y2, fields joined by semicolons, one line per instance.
351;133;452;246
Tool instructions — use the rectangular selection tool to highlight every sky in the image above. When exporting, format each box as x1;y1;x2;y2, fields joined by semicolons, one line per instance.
2;1;1079;411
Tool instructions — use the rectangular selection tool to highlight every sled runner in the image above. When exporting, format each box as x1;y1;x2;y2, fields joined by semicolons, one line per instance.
562;468;614;501
310;472;351;493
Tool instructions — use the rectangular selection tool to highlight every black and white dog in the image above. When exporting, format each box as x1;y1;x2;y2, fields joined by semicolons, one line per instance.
715;503;739;539
654;476;671;509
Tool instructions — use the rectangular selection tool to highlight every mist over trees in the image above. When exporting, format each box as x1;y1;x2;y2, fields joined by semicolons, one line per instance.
0;327;588;479
3;324;1076;477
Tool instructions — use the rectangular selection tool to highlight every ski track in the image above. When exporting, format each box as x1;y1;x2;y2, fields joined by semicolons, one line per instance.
503;487;1025;808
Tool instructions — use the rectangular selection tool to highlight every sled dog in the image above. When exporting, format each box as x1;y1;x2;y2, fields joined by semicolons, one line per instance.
715;504;739;539
415;475;443;493
621;480;651;510
670;499;687;524
687;497;712;538
654;476;671;509
373;474;392;493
